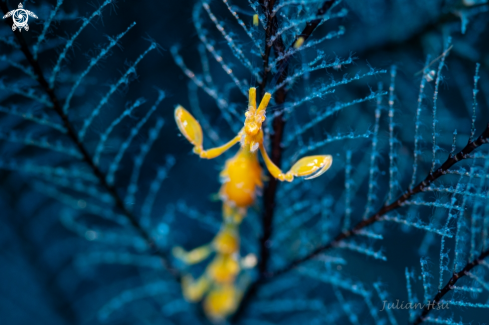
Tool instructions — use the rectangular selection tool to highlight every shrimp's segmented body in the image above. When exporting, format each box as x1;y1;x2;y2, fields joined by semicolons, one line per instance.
173;88;333;321
220;147;262;223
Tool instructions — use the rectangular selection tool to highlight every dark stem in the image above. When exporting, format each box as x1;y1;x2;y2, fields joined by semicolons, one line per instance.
259;3;288;277
293;0;338;46
257;0;277;91
1;3;180;280
265;123;489;279
269;0;338;86
259;0;339;283
413;248;489;325
232;1;340;321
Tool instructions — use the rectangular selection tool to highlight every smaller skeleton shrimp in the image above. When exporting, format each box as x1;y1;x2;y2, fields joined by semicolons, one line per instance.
173;87;333;320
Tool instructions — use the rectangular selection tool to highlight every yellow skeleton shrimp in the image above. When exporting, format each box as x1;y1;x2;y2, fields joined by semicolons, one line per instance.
173;87;333;321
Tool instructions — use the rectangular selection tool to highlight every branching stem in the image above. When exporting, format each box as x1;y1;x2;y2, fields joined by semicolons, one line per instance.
259;0;339;281
265;124;489;279
0;3;180;280
413;248;489;325
257;0;278;91
233;0;340;321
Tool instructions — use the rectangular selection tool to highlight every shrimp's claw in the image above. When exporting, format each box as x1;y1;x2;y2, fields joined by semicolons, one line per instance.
174;105;203;151
288;155;333;180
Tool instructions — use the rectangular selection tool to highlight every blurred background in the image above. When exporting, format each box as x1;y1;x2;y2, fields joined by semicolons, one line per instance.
1;0;489;324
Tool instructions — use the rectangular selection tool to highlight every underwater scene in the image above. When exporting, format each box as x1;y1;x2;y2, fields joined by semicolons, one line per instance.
1;0;489;324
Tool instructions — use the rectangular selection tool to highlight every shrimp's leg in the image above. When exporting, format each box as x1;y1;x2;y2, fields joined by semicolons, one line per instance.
259;143;291;181
222;202;245;224
175;105;240;159
198;135;241;159
259;143;333;182
173;244;213;265
182;274;211;302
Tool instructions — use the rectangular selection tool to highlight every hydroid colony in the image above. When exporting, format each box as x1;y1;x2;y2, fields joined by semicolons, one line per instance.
1;0;489;324
173;87;332;319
